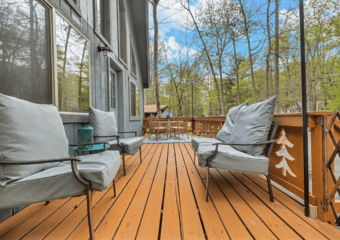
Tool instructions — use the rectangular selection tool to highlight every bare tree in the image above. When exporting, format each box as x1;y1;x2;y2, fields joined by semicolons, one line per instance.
239;0;257;103
274;0;280;111
150;0;162;117
177;0;223;115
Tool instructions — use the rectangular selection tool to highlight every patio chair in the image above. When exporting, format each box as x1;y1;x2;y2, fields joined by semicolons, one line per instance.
197;96;278;203
148;117;167;141
191;101;248;163
88;107;144;176
170;116;189;140
0;94;120;240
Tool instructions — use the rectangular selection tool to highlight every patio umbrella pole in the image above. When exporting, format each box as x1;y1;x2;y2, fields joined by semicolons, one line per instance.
299;0;309;217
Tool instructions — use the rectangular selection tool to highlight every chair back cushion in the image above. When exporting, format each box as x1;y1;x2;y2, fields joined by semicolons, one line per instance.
89;107;118;143
216;102;248;143
0;94;69;186
229;96;276;156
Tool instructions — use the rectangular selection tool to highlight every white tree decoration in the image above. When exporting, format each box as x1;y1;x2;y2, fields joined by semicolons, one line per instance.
275;130;297;177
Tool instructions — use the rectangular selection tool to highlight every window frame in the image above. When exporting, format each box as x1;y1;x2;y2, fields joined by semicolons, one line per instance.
117;0;128;68
93;0;112;51
129;80;141;120
130;35;137;79
52;7;92;114
65;0;81;16
109;69;117;111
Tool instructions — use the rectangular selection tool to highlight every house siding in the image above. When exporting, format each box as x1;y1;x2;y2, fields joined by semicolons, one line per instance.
0;0;147;223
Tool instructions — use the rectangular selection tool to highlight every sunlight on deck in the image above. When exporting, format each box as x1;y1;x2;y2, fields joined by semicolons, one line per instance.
0;142;340;239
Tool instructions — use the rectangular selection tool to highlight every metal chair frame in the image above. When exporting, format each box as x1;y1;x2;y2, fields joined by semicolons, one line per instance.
0;142;115;240
199;121;279;203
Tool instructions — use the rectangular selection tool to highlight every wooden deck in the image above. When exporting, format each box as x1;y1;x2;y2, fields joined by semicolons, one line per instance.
1;142;340;240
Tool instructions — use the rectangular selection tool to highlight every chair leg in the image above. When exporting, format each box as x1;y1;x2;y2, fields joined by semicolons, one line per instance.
113;179;116;198
139;147;142;163
267;174;274;202
206;166;209;202
86;185;95;240
122;151;126;176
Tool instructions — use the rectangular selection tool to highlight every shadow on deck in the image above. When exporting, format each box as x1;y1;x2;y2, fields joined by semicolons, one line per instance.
0;142;340;239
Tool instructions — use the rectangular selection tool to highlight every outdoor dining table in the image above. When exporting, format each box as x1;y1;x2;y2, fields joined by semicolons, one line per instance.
159;120;183;139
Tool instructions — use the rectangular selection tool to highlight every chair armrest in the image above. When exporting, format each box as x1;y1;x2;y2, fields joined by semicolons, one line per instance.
70;142;109;151
118;131;137;137
0;157;90;188
198;131;219;136
212;140;277;146
0;157;82;165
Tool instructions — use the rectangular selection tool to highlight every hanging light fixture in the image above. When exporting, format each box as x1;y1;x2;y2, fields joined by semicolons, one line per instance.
98;45;112;57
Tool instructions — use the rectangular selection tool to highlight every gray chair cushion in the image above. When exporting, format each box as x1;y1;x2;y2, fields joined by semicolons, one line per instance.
0;94;69;186
216;101;248;143
229;96;276;156
191;137;222;151
0;150;120;208
197;143;269;175
89;107;118;143
108;137;144;154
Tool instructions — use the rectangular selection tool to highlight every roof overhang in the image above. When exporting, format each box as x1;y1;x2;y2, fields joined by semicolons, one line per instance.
129;0;150;88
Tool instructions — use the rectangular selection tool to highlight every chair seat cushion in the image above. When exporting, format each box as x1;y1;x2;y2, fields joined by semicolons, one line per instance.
197;143;269;175
108;137;144;154
191;137;222;151
0;94;69;186
0;151;120;208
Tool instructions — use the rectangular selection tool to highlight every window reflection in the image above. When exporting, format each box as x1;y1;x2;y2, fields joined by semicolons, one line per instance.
56;14;89;112
0;0;51;104
130;82;140;117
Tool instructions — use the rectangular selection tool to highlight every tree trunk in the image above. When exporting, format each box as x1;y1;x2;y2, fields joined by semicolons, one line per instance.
182;0;222;115
239;0;257;103
218;55;225;114
274;0;280;112
78;41;87;110
152;0;162;117
60;27;71;111
232;31;241;104
265;0;272;100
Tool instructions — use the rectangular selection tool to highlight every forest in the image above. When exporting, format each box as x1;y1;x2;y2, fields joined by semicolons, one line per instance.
146;0;340;117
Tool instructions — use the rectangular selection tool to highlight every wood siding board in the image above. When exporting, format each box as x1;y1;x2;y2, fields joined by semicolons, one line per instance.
160;144;182;240
173;144;205;239
0;199;70;240
136;144;169;239
177;143;231;240
231;172;327;240
92;144;161;240
115;144;167;239
245;174;340;240
184;143;276;240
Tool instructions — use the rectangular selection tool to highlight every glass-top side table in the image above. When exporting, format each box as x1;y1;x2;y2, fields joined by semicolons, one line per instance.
72;144;110;156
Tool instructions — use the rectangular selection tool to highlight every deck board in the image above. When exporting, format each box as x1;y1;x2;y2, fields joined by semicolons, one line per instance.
0;142;339;240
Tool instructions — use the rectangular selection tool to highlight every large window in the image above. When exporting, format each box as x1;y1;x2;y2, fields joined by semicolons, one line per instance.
130;81;140;118
56;14;90;113
0;0;51;104
110;71;116;110
118;0;127;64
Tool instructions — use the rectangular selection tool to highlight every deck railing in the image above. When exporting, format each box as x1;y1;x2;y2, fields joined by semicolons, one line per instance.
143;112;340;224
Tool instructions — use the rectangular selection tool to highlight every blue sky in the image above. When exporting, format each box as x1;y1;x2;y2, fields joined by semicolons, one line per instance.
149;0;303;82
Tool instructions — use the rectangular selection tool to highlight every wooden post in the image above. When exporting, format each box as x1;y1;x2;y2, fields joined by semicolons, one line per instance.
311;115;334;223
